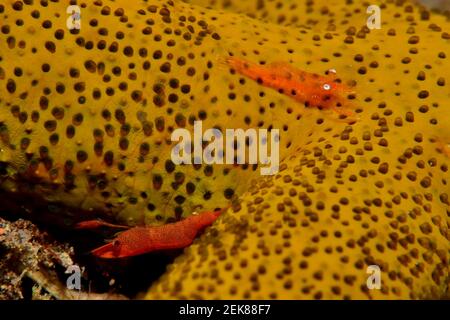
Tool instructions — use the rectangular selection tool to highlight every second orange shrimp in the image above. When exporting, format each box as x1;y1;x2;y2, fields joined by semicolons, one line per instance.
224;56;357;120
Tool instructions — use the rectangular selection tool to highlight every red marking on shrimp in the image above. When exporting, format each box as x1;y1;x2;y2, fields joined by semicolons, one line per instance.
88;209;224;259
224;56;357;120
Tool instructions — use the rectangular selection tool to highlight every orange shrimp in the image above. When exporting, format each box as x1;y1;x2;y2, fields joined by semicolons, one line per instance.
224;56;357;120
76;209;224;258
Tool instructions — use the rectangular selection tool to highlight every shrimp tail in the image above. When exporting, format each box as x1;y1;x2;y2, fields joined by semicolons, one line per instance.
216;55;238;72
219;55;259;79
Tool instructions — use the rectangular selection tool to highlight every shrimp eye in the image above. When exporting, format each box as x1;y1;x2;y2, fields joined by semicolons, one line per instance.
323;84;331;90
112;240;121;248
